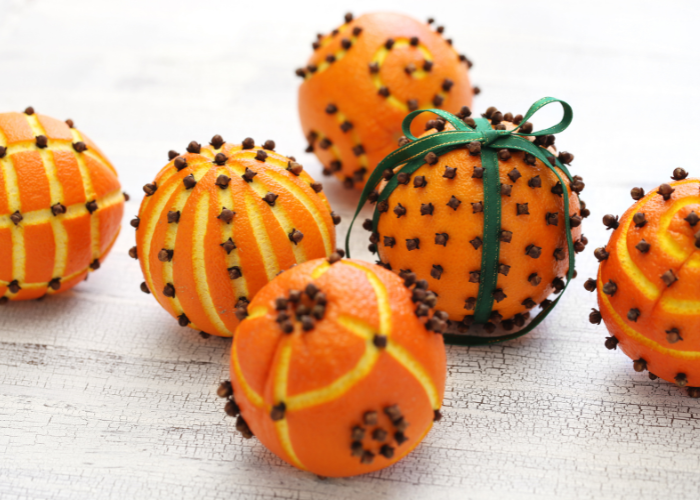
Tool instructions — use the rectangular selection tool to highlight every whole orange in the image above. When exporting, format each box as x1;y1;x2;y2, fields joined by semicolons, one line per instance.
297;12;475;190
0;107;124;302
587;169;700;396
224;256;446;477
132;137;339;337
364;106;585;333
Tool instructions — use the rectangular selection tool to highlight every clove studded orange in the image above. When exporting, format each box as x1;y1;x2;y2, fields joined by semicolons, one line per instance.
132;137;339;337
0;107;124;302
364;107;586;332
587;169;700;396
223;256;446;477
297;12;475;190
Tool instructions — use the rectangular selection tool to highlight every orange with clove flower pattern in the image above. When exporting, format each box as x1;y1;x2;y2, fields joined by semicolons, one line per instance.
225;256;446;477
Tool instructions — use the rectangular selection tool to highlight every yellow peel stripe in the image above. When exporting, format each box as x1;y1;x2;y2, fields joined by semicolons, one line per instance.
684;251;700;269
247;306;267;319
306;31;356;76
226;157;289;278
616;205;659;301
2;139;114;175
658;250;700;314
227;156;306;266
244;192;279;281
598;271;700;360
218;168;249;301
231;336;265;408
313;132;343;167
370;39;436;112
141;173;192;314
311;260;331;279
659;297;700;315
265;169;333;256
142;167;177;214
286;324;379;411
271;338;306;469
38;154;64;207
3;140;74;156
35;144;69;281
0;189;124;228
0;158;20;212
343;261;391;334
16;114;54;286
24;116;64;206
2;260;86;289
192;191;231;336
615;180;699;301
318;23;349;49
658;195;700;261
9;224;25;287
162;189;191;324
50;218;68;280
69;129;96;200
1;154;24;285
337;315;375;340
386;342;440;408
69;128;101;263
275;418;305;470
248;172;306;264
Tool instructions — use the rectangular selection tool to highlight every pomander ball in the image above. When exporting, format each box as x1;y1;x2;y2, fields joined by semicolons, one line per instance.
0;107;124;302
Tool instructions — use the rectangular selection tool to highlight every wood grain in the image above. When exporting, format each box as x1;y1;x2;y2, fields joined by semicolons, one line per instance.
1;0;700;498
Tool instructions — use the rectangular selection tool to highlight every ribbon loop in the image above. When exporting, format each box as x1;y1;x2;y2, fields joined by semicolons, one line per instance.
401;108;471;141
513;97;573;137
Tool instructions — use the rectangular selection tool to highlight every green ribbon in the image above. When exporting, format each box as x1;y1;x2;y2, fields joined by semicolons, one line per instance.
345;97;576;346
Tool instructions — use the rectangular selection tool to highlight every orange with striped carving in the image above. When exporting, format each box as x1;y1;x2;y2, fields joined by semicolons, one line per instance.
0;108;124;303
228;257;446;477
588;171;700;396
297;12;474;190
133;138;339;337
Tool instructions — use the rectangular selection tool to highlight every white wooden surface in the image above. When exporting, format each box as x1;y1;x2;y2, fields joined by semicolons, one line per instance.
2;0;700;498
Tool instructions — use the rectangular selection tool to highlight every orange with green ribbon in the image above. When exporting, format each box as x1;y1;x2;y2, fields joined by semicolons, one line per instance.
346;97;577;345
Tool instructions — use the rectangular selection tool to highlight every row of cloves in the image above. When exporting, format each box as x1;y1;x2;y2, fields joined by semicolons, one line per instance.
397;269;448;334
217;380;254;439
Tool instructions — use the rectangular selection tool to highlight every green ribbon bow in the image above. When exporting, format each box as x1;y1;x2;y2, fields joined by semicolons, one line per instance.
345;97;576;346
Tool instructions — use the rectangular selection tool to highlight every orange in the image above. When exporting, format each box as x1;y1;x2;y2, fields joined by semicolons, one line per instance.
133;137;339;337
223;256;446;477
587;169;700;396
0;107;124;303
297;12;475;190
366;107;585;331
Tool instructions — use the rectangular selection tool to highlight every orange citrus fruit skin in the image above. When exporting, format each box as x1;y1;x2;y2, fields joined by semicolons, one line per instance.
373;120;582;326
0;110;123;301
298;12;473;190
230;258;446;477
597;178;700;387
135;141;337;337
